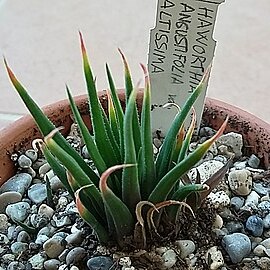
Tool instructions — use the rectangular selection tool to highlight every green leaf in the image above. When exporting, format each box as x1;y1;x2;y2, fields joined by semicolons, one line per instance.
44;129;104;212
155;68;211;181
4;58;98;185
177;108;196;163
149;117;228;203
140;64;156;199
100;165;135;246
107;90;120;144
106;63;125;161
118;49;141;156
76;185;109;244
79;32;121;166
122;89;141;210
66;85;107;175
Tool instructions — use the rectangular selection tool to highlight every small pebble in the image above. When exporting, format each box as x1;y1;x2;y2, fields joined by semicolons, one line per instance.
25;149;38;162
246;215;264;237
222;233;251;263
263;214;270;229
226;221;244;233
28;183;47;204
28;253;46;270
39;163;51;177
66;247;86;265
228;169;252;196
254;183;270;196
230;196;245;211
44;259;61;270
17;231;31;242
216;132;243;158
7;262;25;270
10;241;28;255
0;173;32;196
38;204;55;219
0;214;9;232
258;201;270;217
6;202;30;222
208;191;230;209
247;154;260;169
162;249;177;268
0;191;22;214
175;240;196;259
206;246;224;270
257;257;270;269
43;237;66;258
245;191;260;206
18;154;32;168
87;256;114;270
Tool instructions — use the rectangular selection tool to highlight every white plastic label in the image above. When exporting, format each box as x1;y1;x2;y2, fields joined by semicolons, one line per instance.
148;0;224;133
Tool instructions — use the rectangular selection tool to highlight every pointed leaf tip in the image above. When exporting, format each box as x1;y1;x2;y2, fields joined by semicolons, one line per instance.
118;48;129;70
3;58;18;85
79;31;86;54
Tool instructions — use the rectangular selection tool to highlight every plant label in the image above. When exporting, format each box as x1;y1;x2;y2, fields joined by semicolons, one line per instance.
148;0;224;134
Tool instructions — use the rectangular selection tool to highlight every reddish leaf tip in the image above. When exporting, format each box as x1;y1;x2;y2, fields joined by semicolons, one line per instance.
79;31;86;54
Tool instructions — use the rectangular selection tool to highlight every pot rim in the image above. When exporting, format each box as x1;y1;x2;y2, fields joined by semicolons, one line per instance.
0;91;269;184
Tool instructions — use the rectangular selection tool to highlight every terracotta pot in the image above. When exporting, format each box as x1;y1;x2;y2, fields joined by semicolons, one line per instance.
0;90;269;185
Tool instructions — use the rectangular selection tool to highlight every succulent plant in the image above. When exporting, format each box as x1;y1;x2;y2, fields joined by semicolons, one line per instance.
4;33;229;248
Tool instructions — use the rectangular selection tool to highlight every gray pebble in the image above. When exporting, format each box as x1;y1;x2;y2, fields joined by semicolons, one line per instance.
35;234;49;245
263;214;270;229
49;175;64;191
175;240;196;259
87;256;114;270
2;253;15;263
230;197;245;211
38;204;54;219
222;233;251;263
39;163;51;177
246;215;264;237
43;237;66;258
58;248;69;262
28;183;47;204
25;149;38;162
18;154;32;168
30;213;50;228
17;231;31;242
28;253;46;269
0;214;9;232
0;191;22;214
162;249;177;268
52;214;72;228
6;202;30;222
245;191;260;206
7;262;25;270
0;173;32;196
258;201;270;217
37;225;56;238
226;221;244;233
247;154;260;169
257;257;270;269
65;231;83;245
10;241;28;255
66;247;86;265
44;259;61;270
254;183;270;196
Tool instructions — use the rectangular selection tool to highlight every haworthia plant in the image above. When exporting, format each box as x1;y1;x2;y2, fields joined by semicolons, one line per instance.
5;33;229;247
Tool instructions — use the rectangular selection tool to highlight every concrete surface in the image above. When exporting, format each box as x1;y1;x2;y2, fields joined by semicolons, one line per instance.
0;0;269;129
